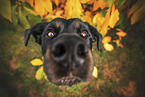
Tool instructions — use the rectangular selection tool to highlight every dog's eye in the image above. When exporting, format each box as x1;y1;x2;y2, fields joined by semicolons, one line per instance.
81;31;87;37
48;32;54;37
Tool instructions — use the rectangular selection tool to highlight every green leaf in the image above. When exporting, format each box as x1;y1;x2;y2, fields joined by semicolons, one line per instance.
30;59;43;66
131;4;145;25
104;0;114;7
115;0;126;8
23;6;39;16
27;14;41;25
0;0;12;21
22;2;34;10
11;5;18;26
35;66;45;80
18;8;30;28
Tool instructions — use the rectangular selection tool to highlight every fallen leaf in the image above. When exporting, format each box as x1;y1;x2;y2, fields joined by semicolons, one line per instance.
35;66;45;80
116;29;127;37
109;4;120;28
102;36;111;44
113;40;123;48
92;66;98;78
104;43;114;51
30;59;43;66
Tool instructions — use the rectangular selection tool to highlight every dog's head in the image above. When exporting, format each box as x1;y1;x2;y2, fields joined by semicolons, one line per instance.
24;18;102;86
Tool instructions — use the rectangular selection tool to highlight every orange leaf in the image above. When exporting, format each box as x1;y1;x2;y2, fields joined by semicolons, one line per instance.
103;43;114;51
93;0;107;11
82;11;92;24
102;36;111;44
116;29;127;37
113;40;123;48
109;4;120;28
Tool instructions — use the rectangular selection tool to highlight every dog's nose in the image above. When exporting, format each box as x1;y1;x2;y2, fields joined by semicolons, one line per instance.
51;34;88;71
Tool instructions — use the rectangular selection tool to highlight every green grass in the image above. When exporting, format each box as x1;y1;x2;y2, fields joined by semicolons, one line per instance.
0;17;145;97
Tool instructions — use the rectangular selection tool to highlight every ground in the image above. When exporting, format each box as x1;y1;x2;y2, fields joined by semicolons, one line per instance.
0;16;145;97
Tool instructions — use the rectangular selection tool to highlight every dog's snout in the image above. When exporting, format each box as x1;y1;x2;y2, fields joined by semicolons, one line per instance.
51;34;88;71
52;43;67;62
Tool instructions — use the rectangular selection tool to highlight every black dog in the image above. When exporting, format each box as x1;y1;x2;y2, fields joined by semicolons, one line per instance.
24;18;102;86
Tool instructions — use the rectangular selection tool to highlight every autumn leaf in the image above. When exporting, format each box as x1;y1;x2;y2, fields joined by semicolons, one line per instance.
109;4;120;28
92;66;98;78
103;43;114;51
93;0;107;11
35;0;52;17
79;0;91;4
100;8;111;37
93;12;105;31
82;11;92;24
30;59;43;66
65;0;82;19
35;66;45;80
102;36;111;44
116;28;127;40
113;40;123;48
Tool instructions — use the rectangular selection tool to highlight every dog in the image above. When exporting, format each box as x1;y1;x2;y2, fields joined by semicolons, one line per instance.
24;18;102;86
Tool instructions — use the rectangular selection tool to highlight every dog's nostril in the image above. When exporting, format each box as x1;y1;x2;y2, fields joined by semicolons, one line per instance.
77;43;88;57
52;43;66;58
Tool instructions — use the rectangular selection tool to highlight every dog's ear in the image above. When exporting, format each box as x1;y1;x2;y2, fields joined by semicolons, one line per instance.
88;24;102;51
24;22;49;46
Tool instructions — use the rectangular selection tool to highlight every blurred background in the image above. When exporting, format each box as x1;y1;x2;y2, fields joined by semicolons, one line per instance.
0;0;145;97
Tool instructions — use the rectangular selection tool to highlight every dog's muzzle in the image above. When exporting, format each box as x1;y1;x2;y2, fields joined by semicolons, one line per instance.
51;33;88;71
44;33;94;86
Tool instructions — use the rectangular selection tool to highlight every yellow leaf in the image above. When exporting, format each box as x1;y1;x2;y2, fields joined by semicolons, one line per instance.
93;12;105;30
109;4;120;28
35;66;45;80
100;8;111;37
102;36;111;44
92;66;98;78
93;0;107;11
79;0;91;4
65;0;82;19
103;43;114;51
30;59;43;66
116;29;127;37
35;0;52;16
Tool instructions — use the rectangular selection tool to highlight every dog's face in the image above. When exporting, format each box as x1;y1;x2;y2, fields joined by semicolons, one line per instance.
24;18;102;86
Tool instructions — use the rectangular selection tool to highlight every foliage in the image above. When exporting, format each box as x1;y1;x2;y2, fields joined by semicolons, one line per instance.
0;0;145;81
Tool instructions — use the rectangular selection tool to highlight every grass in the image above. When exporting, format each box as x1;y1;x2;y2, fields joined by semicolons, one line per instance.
0;16;145;97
